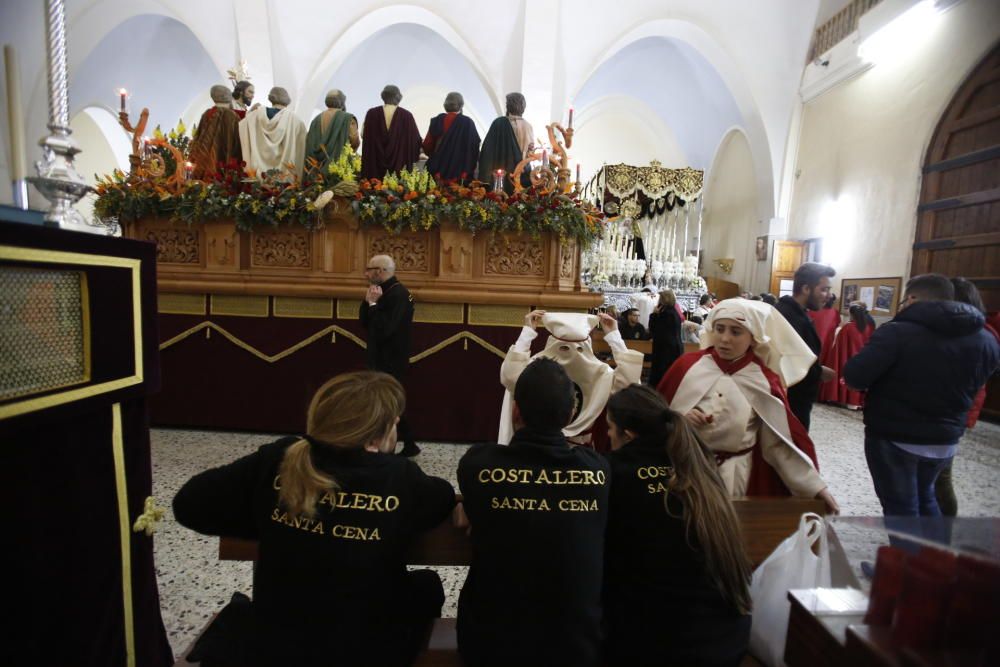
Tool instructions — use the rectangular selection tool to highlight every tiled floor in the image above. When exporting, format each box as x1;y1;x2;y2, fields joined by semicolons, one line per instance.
151;405;1000;658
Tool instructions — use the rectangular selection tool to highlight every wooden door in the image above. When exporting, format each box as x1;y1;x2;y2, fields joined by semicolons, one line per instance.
770;240;806;296
915;42;1000;420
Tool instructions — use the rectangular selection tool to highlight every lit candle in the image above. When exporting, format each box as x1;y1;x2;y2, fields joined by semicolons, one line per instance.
568;106;573;129
576;163;581;183
119;88;127;113
541;149;548;169
494;169;505;193
184;161;194;180
4;45;26;183
141;136;151;159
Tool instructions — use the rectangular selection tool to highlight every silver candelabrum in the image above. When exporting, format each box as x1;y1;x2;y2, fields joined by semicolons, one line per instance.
26;0;95;230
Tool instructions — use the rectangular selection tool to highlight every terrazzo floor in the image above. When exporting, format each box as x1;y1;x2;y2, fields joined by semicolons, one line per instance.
151;404;1000;658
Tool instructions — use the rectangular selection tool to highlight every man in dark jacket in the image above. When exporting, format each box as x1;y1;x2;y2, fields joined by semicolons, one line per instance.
844;274;999;517
619;308;648;340
455;358;610;667
360;254;419;456
775;262;837;430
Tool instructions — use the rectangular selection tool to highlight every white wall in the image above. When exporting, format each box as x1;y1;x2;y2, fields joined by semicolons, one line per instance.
787;0;1000;285
701;129;761;292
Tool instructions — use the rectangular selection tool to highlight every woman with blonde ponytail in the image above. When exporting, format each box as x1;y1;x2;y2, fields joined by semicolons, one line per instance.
174;371;455;667
603;384;752;667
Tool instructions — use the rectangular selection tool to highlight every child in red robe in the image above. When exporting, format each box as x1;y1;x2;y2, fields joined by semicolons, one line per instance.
820;302;874;408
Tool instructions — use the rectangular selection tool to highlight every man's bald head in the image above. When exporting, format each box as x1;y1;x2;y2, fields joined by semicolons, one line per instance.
210;85;232;104
268;87;291;107
365;254;396;285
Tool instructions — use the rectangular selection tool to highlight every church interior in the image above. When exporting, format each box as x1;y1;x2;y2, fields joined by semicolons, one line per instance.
1;0;998;665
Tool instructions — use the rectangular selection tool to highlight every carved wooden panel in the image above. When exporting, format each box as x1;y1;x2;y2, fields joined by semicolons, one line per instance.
559;241;575;279
439;229;473;277
369;235;430;273
485;236;545;276
146;228;200;264
251;231;312;268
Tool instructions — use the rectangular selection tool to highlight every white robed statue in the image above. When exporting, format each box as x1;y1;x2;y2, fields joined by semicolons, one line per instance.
238;86;307;181
498;311;644;445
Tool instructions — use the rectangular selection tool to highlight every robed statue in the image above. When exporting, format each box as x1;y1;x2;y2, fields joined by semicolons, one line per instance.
238;86;307;181
188;85;243;179
477;92;536;192
231;80;255;119
305;89;359;180
423;92;480;182
360;85;422;180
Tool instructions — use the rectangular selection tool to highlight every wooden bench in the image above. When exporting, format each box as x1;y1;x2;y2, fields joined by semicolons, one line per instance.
174;497;823;666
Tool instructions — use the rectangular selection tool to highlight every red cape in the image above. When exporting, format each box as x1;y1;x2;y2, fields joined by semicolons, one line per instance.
819;322;871;406
657;348;819;497
360;106;422;180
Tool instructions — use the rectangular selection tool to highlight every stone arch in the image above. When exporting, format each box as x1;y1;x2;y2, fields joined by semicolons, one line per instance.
573;19;776;222
298;5;502;118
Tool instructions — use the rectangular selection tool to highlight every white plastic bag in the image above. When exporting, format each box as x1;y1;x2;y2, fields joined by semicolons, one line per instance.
748;512;831;667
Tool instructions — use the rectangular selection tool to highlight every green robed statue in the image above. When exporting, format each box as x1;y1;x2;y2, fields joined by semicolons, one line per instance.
305;89;360;181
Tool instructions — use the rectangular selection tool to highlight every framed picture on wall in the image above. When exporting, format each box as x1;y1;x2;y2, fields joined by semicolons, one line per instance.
755;236;768;261
840;277;902;317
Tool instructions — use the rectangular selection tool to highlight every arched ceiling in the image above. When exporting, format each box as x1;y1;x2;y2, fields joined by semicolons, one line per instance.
574;36;742;170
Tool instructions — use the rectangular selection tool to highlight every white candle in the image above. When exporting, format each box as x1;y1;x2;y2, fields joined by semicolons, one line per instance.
4;45;27;181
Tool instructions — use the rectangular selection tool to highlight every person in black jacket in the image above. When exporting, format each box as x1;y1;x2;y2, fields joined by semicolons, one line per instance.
173;371;455;667
361;254;420;456
619;308;649;340
844;274;1000;517
455;358;610;667
604;384;752;667
648;289;683;387
774;262;837;431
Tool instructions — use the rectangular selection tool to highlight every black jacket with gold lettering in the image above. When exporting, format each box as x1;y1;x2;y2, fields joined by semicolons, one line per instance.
173;436;455;666
456;427;610;667
603;435;750;667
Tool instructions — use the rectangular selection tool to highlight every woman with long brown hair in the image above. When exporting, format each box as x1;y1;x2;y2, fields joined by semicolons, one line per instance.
174;371;455;666
603;384;752;666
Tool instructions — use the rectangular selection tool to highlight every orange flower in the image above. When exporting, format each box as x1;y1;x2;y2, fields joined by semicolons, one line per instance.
403;191;419;201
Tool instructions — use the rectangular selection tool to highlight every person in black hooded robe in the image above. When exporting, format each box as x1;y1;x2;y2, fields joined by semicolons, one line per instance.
423;92;480;182
477;92;535;192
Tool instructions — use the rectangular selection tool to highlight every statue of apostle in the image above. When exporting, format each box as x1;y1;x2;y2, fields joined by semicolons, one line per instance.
477;92;536;192
188;85;243;179
231;80;256;119
423;92;480;182
304;89;359;180
238;86;307;181
360;85;422;180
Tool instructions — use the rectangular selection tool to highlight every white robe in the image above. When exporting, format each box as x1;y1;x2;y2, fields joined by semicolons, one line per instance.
497;326;644;444
238;106;307;180
669;352;825;498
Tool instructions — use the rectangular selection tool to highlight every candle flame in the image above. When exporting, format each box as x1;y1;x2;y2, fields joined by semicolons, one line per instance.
119;88;127;95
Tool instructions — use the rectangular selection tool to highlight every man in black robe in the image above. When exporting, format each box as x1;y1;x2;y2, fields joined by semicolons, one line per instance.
477;92;535;192
423;92;480;182
359;254;419;457
361;85;422;180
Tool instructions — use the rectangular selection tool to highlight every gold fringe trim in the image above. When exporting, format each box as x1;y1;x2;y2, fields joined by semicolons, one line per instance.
111;403;136;667
158;321;505;363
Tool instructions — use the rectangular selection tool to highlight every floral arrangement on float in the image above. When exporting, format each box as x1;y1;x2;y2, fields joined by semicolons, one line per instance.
94;120;360;231
353;168;602;246
93;116;602;244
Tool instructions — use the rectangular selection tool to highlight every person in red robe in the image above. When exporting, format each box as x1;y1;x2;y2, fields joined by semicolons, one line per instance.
188;85;242;180
820;302;874;408
360;85;422;180
423;92;480;181
657;298;839;512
